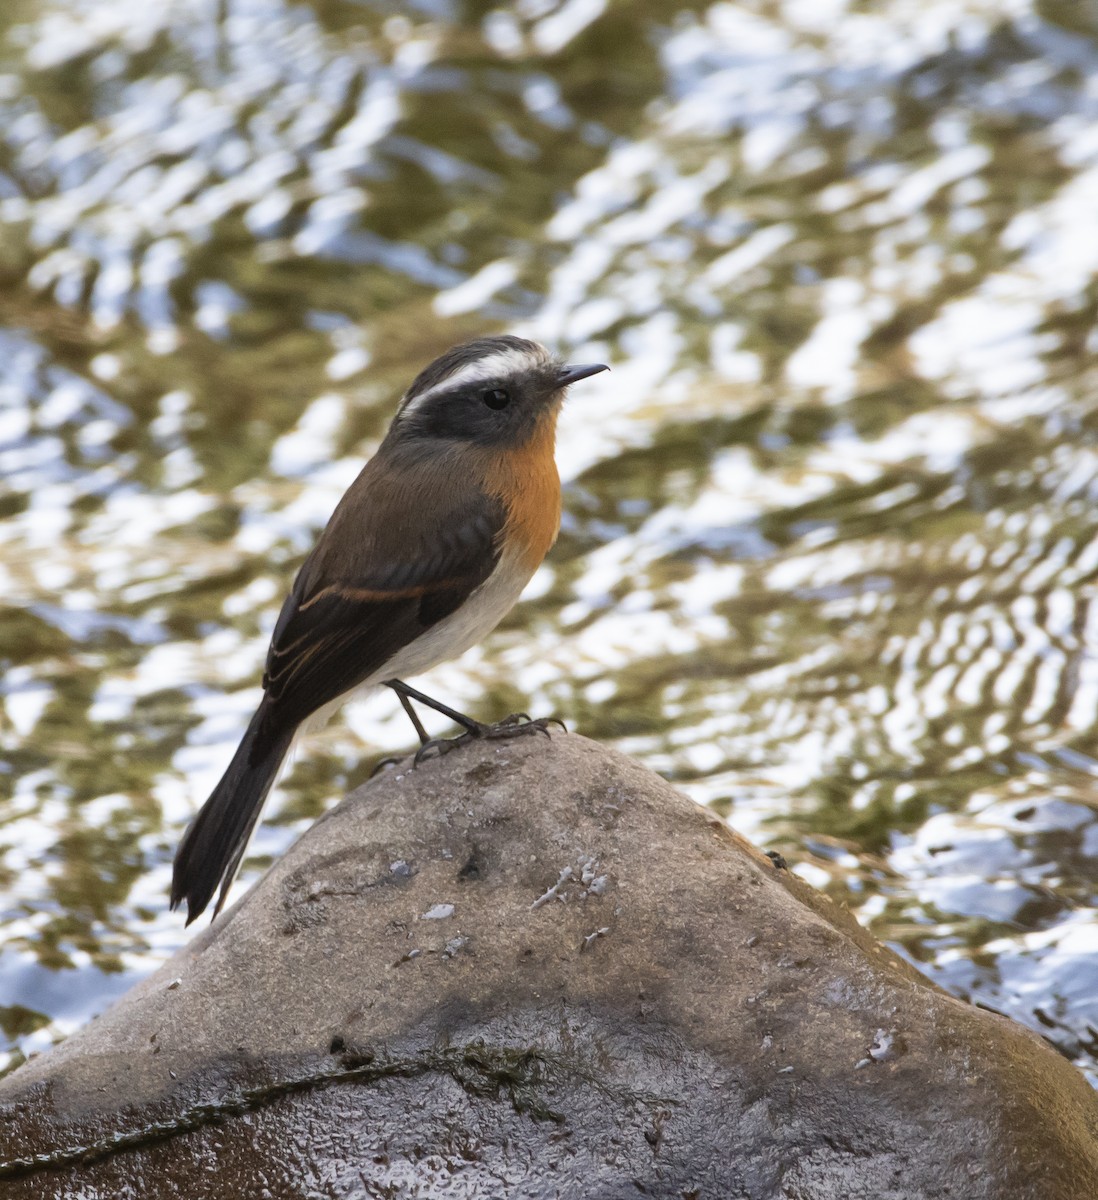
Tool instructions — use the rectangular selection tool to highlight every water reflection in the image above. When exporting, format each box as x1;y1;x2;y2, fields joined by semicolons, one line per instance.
2;0;1098;1086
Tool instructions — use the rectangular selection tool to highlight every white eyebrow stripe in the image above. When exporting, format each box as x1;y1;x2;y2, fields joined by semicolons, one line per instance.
403;346;550;412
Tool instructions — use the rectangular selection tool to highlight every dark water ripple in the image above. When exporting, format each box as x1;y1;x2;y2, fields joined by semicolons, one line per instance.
2;0;1098;1087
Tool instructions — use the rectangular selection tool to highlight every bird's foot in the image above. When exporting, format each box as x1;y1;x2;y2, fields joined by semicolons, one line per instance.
369;753;408;777
413;713;566;765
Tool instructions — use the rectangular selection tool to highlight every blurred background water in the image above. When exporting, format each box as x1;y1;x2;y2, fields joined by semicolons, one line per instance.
3;0;1098;1086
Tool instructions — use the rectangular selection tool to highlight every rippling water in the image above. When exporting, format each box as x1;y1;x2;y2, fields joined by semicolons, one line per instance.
3;0;1098;1086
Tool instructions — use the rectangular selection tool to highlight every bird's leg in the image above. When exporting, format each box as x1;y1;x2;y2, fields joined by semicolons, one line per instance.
392;687;431;745
385;679;483;736
384;679;565;765
367;684;434;776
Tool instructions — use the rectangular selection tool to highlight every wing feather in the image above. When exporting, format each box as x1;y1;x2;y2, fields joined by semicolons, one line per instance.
256;470;505;738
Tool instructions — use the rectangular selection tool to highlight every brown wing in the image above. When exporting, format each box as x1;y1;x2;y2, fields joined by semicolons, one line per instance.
258;457;505;736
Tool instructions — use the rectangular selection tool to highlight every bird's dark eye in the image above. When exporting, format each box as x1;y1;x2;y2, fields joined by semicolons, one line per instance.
482;388;510;410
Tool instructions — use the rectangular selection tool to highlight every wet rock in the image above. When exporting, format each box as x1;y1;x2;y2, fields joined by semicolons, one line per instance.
1;734;1096;1199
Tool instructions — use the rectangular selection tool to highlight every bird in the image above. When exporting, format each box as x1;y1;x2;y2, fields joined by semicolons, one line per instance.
170;335;608;924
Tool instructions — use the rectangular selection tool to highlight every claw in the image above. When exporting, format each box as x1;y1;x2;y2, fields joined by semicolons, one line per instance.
483;714;564;740
414;737;462;766
370;754;406;777
410;712;566;765
497;712;566;734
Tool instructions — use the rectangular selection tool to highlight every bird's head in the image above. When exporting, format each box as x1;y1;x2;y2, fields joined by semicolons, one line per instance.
388;335;607;450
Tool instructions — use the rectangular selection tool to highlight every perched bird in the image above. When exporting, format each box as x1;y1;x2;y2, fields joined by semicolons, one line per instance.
170;336;608;924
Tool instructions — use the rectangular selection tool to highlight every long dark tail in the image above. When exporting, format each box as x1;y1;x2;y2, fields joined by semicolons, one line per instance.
171;703;296;925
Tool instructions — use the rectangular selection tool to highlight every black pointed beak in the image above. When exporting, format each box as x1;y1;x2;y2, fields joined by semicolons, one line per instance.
557;362;609;387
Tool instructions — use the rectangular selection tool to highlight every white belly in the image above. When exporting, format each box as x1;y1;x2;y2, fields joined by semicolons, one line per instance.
300;542;537;733
377;545;535;680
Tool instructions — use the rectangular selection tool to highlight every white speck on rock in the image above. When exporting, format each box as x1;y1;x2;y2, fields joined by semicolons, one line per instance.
580;926;610;952
531;865;574;909
868;1028;899;1062
423;903;455;920
442;935;469;958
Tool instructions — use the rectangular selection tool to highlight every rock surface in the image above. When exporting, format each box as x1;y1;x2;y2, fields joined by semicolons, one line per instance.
1;733;1097;1199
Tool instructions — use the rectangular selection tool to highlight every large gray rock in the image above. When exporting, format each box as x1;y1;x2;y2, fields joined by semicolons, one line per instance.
1;733;1096;1199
